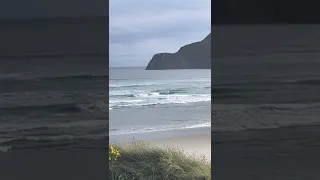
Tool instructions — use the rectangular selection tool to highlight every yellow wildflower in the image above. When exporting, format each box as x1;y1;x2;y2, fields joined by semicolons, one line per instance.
109;144;121;164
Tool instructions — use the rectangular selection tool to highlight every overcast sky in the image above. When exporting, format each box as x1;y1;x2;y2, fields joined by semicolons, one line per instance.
110;0;211;67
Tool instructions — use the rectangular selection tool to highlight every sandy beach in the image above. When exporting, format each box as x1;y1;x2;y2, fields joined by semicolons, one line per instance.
145;133;211;161
212;125;320;180
111;131;211;161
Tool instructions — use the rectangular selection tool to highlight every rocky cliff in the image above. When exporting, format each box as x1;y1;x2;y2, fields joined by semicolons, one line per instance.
146;34;211;70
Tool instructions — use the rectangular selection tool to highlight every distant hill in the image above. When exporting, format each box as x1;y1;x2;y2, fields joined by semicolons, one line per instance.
146;34;211;70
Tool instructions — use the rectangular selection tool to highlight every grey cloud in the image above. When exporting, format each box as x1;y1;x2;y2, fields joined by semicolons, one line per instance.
110;21;209;44
110;0;210;67
110;0;209;16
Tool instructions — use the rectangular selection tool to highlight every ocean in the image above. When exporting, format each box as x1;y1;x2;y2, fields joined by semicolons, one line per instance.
212;25;320;132
109;67;211;141
0;57;108;151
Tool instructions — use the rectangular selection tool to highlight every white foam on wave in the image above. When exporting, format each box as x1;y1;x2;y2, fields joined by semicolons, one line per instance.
109;93;211;109
110;121;211;135
110;76;210;110
184;122;211;129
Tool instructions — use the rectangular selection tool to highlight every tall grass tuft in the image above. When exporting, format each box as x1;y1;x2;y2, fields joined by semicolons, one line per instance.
109;141;211;180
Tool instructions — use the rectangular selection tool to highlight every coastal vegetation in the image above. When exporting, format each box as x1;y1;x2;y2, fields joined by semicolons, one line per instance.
109;142;211;180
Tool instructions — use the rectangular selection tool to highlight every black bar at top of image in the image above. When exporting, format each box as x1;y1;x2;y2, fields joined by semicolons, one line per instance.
0;0;109;180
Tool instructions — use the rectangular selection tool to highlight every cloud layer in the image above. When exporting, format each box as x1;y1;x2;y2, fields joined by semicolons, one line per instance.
110;0;211;67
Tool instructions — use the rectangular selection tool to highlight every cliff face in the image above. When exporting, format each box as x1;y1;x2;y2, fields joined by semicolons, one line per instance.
146;34;211;70
212;0;320;24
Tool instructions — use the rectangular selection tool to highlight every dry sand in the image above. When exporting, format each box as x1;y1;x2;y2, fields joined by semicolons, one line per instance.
145;133;211;161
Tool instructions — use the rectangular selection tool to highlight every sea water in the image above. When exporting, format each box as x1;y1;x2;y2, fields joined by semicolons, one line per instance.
109;67;211;140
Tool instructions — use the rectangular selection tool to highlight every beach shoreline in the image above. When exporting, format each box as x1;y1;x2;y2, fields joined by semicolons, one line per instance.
144;133;211;161
110;126;210;141
110;127;211;161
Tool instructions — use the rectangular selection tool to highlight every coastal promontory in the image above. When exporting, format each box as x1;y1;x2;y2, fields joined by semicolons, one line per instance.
146;34;211;70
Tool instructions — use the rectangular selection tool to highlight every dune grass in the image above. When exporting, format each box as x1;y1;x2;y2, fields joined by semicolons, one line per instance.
109;141;211;180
